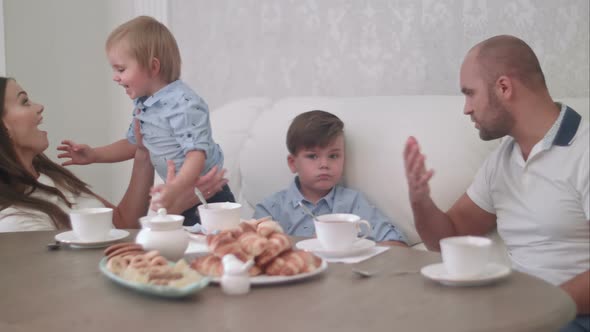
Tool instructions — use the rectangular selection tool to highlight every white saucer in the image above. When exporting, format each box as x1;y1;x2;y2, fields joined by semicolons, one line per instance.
295;238;376;258
185;232;206;243
421;262;511;287
55;229;129;248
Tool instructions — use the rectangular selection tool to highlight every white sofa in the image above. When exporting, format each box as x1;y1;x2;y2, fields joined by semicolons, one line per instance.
210;96;589;260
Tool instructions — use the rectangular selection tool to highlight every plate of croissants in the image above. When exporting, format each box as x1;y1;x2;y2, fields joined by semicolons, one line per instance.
190;217;328;285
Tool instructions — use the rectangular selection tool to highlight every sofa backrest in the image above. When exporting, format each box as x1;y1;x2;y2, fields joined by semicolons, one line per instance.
211;96;589;246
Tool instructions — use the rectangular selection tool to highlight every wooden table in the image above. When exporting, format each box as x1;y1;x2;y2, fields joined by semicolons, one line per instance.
0;231;576;332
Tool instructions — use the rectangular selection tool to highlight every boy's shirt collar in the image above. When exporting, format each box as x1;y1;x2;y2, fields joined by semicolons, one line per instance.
287;176;337;209
133;79;183;109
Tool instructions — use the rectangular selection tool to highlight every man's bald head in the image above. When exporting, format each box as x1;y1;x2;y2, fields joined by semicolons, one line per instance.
469;35;546;91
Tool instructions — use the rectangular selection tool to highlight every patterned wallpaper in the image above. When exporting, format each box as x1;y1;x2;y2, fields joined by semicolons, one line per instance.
170;0;589;109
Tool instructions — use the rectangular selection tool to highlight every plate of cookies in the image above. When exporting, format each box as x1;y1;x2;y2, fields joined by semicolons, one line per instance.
100;243;211;298
189;218;328;285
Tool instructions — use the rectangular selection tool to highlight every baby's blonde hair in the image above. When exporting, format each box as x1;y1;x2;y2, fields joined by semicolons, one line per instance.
106;16;181;83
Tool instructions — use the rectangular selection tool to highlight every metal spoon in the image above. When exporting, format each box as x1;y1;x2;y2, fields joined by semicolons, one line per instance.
47;240;61;251
194;188;208;209
352;268;381;278
352;268;419;278
298;201;319;221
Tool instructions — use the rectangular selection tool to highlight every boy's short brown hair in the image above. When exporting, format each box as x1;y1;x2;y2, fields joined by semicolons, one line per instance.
106;16;181;83
286;110;344;155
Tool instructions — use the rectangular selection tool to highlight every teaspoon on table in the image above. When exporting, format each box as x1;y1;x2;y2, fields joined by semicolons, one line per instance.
47;240;61;251
352;268;419;278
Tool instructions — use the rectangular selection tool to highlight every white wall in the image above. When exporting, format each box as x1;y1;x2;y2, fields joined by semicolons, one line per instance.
3;0;136;202
171;0;590;109
3;0;589;204
104;1;171;202
104;1;143;203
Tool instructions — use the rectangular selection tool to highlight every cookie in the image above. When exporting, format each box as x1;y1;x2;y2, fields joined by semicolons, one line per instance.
104;242;140;256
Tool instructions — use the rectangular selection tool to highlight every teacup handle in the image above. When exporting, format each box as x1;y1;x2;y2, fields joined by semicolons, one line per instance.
354;220;372;239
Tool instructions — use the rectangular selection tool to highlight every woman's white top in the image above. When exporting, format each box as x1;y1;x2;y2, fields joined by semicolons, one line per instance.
0;173;104;232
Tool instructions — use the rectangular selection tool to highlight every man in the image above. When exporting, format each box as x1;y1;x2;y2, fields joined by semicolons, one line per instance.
404;35;589;331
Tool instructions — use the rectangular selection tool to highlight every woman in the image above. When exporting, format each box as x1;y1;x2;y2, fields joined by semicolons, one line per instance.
0;77;227;232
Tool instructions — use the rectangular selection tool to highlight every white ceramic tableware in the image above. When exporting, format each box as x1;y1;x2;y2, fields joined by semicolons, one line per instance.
136;208;189;260
197;202;241;233
221;254;254;295
314;214;372;252
421;262;511;286
439;236;492;278
99;257;211;298
69;207;113;242
296;238;376;258
55;229;129;248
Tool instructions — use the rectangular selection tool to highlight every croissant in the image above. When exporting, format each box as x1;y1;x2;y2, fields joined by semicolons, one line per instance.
190;255;223;277
195;218;322;277
207;222;255;243
190;254;262;277
237;222;257;234
243;216;271;229
257;220;284;238
206;230;236;249
248;264;263;276
238;232;269;256
256;232;292;266
207;230;251;261
265;250;322;276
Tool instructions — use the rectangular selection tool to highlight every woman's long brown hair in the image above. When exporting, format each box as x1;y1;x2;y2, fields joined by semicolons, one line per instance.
0;77;98;229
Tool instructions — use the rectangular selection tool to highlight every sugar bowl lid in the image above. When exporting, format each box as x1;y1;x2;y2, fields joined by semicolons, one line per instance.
141;208;185;228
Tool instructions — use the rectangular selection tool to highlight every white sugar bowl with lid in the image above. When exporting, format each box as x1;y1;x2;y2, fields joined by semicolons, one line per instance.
136;208;189;261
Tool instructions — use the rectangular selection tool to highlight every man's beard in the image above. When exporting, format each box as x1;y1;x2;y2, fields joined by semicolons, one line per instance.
478;91;513;141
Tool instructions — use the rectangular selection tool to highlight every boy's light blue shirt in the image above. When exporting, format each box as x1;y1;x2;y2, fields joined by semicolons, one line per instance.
126;80;224;181
253;177;407;243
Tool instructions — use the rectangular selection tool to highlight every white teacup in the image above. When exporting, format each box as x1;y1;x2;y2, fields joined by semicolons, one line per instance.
198;202;241;233
440;236;492;278
69;207;113;242
314;214;372;252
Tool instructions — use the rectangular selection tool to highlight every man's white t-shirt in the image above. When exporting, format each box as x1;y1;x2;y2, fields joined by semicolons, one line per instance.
467;104;589;285
0;173;104;232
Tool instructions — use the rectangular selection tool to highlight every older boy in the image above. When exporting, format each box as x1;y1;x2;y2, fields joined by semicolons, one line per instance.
254;110;407;245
